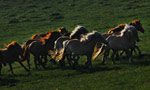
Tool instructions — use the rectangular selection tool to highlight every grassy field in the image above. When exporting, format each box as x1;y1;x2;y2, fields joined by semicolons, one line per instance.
0;0;150;90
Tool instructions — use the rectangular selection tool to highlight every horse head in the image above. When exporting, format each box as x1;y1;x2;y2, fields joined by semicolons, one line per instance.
7;41;23;60
58;27;68;35
130;19;144;33
70;25;88;39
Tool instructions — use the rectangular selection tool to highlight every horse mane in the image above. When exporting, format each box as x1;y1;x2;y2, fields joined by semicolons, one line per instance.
70;25;88;38
106;24;126;34
80;31;100;43
58;27;66;32
31;34;39;39
6;41;18;48
130;19;140;25
40;31;61;45
120;24;136;36
40;31;54;40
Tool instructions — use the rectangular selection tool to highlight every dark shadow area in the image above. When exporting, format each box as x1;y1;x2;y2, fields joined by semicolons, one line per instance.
75;64;121;74
131;54;150;66
0;78;19;87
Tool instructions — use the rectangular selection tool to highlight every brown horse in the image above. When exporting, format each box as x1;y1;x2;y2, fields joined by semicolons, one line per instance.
31;27;68;40
0;41;29;77
23;31;62;69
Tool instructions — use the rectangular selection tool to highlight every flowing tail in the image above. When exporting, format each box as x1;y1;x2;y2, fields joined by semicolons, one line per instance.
55;48;65;61
49;50;56;59
92;44;105;61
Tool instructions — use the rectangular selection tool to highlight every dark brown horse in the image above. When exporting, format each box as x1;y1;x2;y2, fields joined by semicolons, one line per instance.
23;31;62;69
0;41;29;77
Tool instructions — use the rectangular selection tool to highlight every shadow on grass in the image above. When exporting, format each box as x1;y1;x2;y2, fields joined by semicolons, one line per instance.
75;65;121;74
0;78;19;87
132;54;150;66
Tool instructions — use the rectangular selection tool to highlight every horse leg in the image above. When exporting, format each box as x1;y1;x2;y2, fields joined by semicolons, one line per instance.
102;48;109;65
135;45;142;57
125;50;133;63
60;55;66;68
115;51;119;60
69;55;78;69
34;56;38;70
50;58;57;64
8;63;13;75
38;56;45;69
111;50;116;64
67;55;73;68
43;55;48;66
85;54;92;68
27;55;31;69
73;55;79;65
0;64;2;77
18;61;30;72
40;55;44;65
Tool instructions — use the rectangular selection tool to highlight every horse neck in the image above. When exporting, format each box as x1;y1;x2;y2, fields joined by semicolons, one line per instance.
129;23;138;31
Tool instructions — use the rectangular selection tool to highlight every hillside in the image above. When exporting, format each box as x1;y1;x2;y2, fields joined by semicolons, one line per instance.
0;0;150;90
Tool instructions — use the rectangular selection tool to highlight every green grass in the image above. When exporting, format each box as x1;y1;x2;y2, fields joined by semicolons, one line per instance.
0;0;150;90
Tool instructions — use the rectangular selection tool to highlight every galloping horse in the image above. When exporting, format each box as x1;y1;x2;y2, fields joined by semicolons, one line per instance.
0;41;29;77
23;31;62;69
31;27;68;40
56;31;107;68
95;19;144;59
50;25;89;67
94;24;140;64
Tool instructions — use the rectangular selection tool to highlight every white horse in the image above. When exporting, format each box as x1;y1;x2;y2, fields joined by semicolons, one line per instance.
95;24;140;64
56;31;108;68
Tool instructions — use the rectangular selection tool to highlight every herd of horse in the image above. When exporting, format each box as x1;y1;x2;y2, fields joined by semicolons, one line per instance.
0;19;145;78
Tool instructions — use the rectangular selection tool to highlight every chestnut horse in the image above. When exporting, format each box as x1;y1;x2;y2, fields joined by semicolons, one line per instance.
31;27;68;40
0;41;29;77
23;31;62;69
